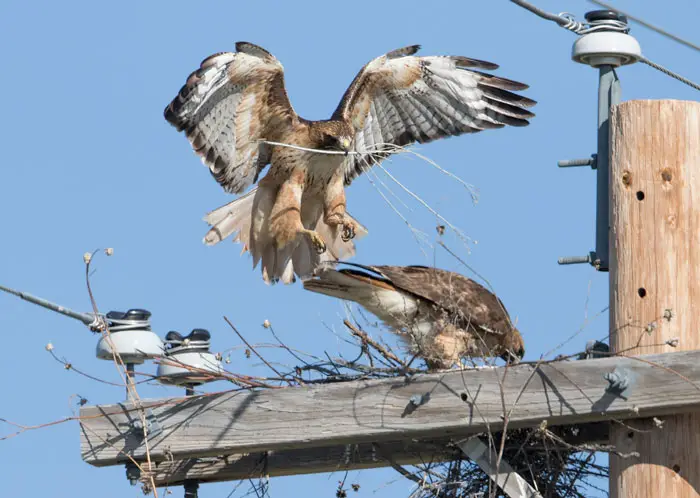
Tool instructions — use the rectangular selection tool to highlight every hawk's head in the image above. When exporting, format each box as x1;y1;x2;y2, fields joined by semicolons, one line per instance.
314;121;354;153
500;328;525;365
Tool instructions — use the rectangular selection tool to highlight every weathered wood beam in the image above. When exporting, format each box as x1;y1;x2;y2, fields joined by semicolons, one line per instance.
142;423;610;486
145;438;458;487
80;351;700;470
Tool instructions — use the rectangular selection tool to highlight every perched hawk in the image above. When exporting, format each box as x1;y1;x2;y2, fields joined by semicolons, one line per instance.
164;42;535;284
303;263;524;369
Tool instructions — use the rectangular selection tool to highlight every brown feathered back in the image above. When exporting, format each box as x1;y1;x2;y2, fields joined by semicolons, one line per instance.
306;262;525;366
368;265;515;335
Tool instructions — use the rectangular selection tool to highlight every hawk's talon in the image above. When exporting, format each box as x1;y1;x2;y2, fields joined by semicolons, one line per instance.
341;222;356;242
304;230;327;254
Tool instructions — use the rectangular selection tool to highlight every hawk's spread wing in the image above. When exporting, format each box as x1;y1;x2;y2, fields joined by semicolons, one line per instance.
331;45;536;184
366;264;514;335
164;42;297;194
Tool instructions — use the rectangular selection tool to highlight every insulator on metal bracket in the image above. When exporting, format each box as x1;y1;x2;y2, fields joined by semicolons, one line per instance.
572;11;642;68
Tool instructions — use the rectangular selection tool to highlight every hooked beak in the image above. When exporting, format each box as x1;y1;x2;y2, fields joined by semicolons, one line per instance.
340;137;351;155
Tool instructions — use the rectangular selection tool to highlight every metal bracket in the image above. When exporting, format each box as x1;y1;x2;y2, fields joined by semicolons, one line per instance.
184;480;199;498
604;367;631;395
460;437;543;498
128;408;162;439
125;461;141;486
402;392;430;417
578;340;610;360
559;31;623;272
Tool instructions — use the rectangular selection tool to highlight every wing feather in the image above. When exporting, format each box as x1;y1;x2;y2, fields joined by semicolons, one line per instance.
310;262;515;335
371;265;515;335
164;42;297;194
332;48;536;184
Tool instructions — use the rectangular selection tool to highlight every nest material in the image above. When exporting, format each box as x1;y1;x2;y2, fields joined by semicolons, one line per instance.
405;427;608;498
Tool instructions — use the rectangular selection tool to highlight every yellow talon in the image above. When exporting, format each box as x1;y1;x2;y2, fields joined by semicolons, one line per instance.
303;230;327;254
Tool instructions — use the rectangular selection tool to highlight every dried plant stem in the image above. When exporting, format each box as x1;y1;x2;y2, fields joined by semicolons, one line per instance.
83;252;159;497
224;316;300;387
343;320;404;366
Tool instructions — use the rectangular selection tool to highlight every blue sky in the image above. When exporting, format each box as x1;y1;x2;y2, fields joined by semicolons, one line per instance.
0;0;698;496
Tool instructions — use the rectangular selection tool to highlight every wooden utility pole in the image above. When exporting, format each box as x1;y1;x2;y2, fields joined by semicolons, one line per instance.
609;100;700;497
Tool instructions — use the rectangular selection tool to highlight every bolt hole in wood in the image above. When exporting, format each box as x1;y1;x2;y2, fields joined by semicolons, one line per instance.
673;464;681;474
622;170;632;187
627;431;634;439
638;288;647;298
460;392;468;402
636;191;645;201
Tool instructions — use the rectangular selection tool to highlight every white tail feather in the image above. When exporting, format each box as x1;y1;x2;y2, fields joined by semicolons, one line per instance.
303;269;420;326
302;270;372;302
202;187;367;284
203;189;256;247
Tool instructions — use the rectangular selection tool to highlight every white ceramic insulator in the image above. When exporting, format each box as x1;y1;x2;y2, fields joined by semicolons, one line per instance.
95;329;164;364
572;31;642;67
156;350;224;385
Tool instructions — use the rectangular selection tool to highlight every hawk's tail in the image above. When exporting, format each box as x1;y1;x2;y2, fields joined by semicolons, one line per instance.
202;187;367;284
302;265;399;303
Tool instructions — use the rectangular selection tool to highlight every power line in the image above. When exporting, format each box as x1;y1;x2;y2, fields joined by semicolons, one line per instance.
588;0;700;53
639;56;700;92
509;0;627;34
509;0;572;28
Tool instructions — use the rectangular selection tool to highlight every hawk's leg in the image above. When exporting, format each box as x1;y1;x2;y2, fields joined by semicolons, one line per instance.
323;177;357;242
269;175;327;254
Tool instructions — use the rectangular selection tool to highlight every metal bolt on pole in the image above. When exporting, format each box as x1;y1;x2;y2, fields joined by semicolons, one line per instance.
557;155;597;168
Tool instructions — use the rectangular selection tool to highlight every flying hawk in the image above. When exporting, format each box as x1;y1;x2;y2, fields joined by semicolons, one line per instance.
303;263;524;369
164;42;535;284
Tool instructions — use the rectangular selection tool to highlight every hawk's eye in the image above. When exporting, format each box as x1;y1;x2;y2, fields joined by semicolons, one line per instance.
322;134;338;149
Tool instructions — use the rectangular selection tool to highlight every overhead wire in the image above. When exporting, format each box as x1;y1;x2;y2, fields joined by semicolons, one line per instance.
638;56;700;92
509;0;575;28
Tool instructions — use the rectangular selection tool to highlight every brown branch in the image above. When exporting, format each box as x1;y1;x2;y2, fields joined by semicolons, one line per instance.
83;252;159;497
343;320;404;366
224;316;299;387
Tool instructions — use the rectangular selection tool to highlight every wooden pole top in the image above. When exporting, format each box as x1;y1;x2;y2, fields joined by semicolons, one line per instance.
609;99;700;498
